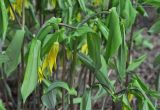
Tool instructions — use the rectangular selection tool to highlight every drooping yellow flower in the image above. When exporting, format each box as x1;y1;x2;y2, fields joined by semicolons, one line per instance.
81;43;88;54
128;93;134;102
8;0;29;20
38;67;44;83
47;42;59;73
38;42;59;83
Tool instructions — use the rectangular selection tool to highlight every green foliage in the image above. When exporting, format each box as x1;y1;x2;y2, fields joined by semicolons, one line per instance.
0;0;159;109
21;39;41;102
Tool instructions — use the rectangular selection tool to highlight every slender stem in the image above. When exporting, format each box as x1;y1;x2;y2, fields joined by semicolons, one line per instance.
69;41;78;110
78;11;109;27
59;23;77;29
125;18;137;87
88;70;92;87
18;0;25;109
62;45;66;110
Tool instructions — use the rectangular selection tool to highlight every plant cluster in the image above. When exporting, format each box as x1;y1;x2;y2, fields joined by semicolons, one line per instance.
0;0;160;110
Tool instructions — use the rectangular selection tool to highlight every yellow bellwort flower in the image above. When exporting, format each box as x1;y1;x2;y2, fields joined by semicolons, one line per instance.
38;67;44;83
128;93;134;102
38;42;59;83
47;42;59;73
81;43;88;54
8;0;29;20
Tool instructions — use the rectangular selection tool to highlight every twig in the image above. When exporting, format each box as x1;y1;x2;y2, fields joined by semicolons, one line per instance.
62;45;67;110
78;11;109;27
59;23;77;29
125;18;137;87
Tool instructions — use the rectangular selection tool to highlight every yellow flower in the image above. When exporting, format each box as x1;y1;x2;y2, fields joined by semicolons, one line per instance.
81;43;88;54
38;67;44;83
38;42;59;82
128;93;134;102
8;0;29;20
47;42;59;73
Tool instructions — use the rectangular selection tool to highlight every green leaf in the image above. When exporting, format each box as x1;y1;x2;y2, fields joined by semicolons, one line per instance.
21;39;41;102
78;52;95;70
120;0;137;29
111;0;119;7
0;99;6;110
96;19;109;40
73;25;93;37
105;7;122;62
46;81;77;96
130;77;156;110
144;0;160;7
0;0;8;40
122;94;132;110
4;30;25;76
78;0;87;12
37;17;61;41
116;24;127;80
41;90;57;109
78;53;114;94
87;33;101;70
127;54;147;72
0;53;9;65
41;29;65;57
136;4;148;17
92;84;107;100
143;100;149;110
81;88;91;110
149;20;160;34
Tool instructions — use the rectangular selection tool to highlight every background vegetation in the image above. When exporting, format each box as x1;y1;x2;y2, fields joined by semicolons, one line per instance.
0;0;160;110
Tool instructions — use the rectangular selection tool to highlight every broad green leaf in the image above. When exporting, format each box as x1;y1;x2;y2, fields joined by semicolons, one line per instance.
100;56;108;75
73;97;82;104
41;29;65;57
122;94;132;110
78;53;114;94
131;78;156;110
87;33;101;70
111;0;119;7
21;39;41;102
149;20;160;34
4;30;25;76
0;0;8;40
143;100;149;110
144;0;160;7
96;19;109;40
92;84;107;100
116;24;127;80
78;52;95;70
81;89;91;110
0;53;9;65
41;90;57;109
120;0;137;29
78;0;86;12
136;4;148;17
105;7;122;62
0;99;6;110
127;54;147;72
73;25;93;37
37;17;61;41
46;81;77;96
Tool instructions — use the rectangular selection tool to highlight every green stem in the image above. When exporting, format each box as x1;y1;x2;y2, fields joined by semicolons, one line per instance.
78;11;109;27
69;41;78;110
